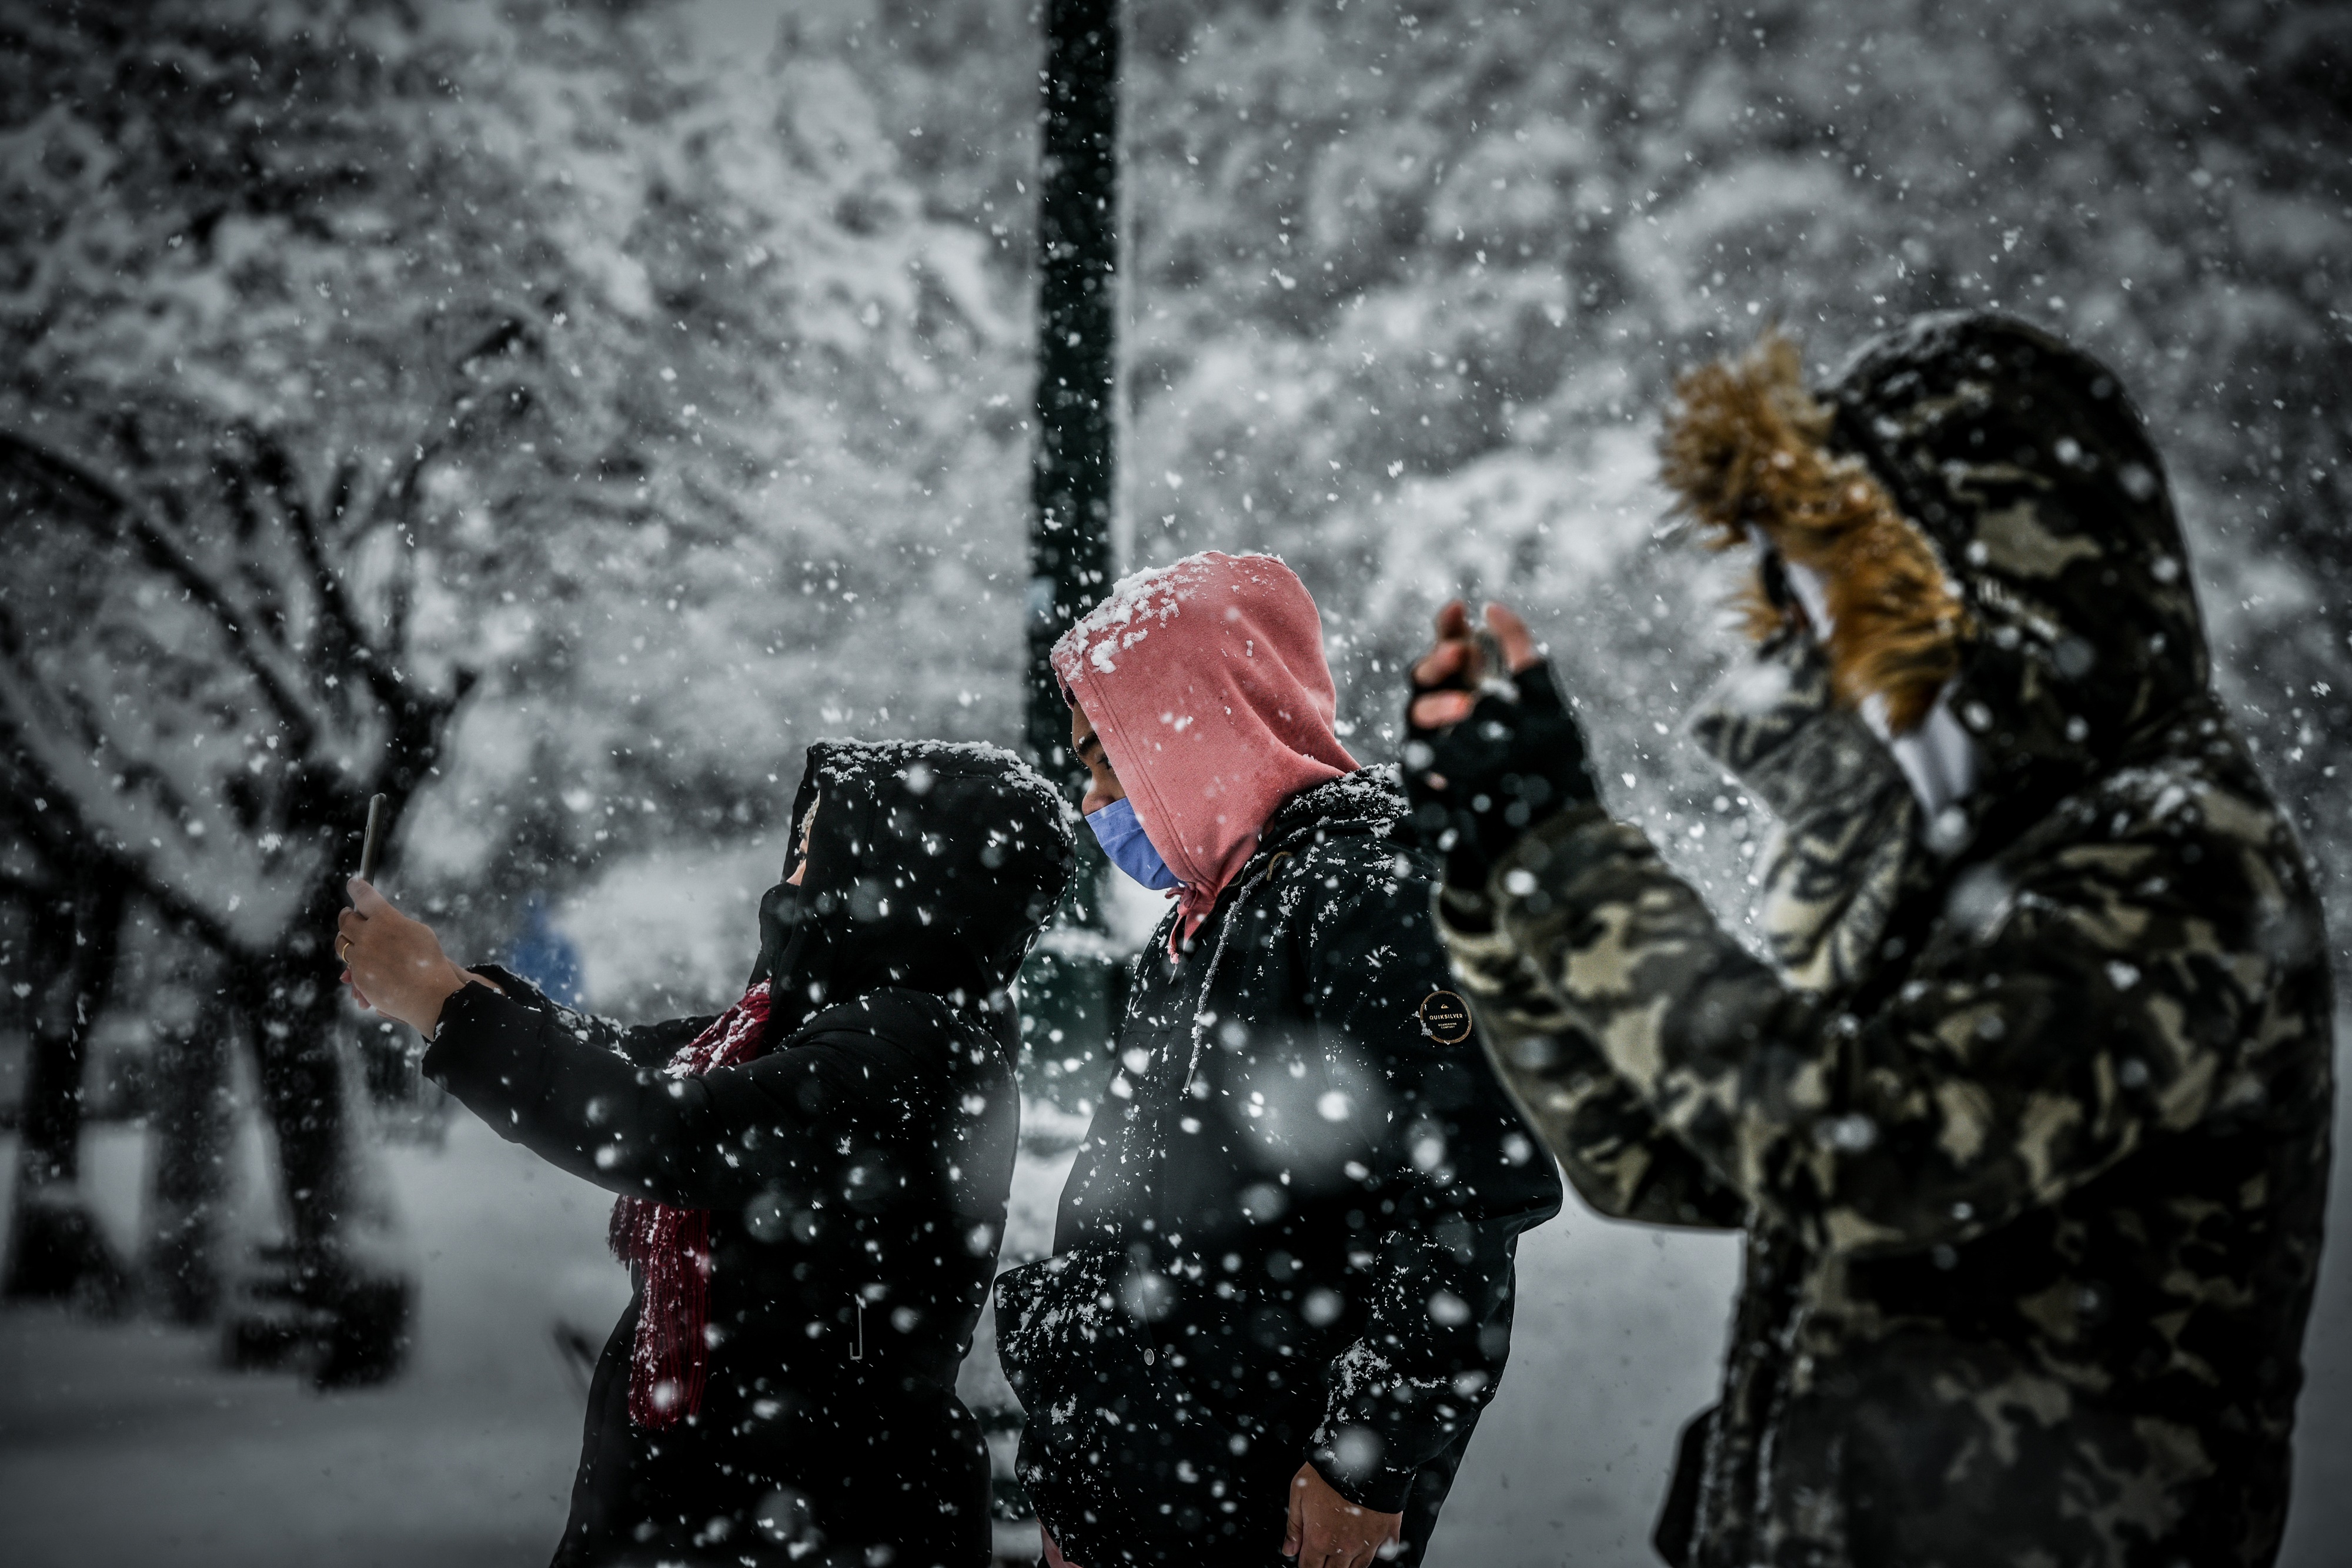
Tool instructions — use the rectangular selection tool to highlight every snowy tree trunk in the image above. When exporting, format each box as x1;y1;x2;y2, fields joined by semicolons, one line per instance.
2;871;129;1309
142;975;235;1324
234;890;382;1260
225;922;414;1386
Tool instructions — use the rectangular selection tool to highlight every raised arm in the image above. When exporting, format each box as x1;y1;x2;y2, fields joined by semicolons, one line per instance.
1400;605;1744;1231
460;967;721;1071
1402;607;2299;1261
423;981;951;1211
1480;786;2288;1258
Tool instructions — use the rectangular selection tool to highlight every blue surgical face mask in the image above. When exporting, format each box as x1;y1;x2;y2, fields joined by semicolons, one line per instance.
1085;797;1181;891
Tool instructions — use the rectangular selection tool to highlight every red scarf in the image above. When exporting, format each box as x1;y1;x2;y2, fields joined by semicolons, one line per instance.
607;980;773;1428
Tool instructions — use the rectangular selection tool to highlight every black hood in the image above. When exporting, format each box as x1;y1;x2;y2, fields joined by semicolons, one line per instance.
750;739;1075;1032
1825;311;2211;802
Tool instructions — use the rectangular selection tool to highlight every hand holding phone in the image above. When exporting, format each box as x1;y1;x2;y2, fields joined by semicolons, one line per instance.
338;879;475;1037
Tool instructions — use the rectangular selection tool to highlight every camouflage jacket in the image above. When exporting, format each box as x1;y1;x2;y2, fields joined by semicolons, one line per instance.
1439;315;2334;1567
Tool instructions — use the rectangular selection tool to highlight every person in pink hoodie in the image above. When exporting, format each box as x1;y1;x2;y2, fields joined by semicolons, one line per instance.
994;553;1561;1568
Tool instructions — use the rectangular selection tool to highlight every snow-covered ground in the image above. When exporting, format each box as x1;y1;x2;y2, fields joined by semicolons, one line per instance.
0;1118;616;1567
6;1073;2351;1567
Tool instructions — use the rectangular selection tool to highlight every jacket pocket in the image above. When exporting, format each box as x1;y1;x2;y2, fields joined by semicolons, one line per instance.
997;1242;1270;1564
995;1241;1131;1417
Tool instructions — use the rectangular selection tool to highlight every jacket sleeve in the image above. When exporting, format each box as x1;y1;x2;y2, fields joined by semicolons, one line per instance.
1295;861;1566;1514
423;980;943;1211
1437;897;1748;1231
1470;780;2296;1259
456;964;719;1071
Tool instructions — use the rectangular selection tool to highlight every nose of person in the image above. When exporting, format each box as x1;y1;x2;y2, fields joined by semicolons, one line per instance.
1070;704;1126;814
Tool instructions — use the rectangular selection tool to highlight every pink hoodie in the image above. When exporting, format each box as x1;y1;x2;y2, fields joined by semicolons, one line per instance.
1051;551;1358;951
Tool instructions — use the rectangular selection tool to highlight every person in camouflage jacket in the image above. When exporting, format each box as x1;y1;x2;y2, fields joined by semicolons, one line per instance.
1401;312;2334;1566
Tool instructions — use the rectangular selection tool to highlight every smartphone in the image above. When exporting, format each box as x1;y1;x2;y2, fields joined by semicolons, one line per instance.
1472;621;1520;701
358;794;389;882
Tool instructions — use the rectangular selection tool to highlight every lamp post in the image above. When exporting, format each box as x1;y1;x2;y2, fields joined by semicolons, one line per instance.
1025;0;1121;783
991;8;1128;1523
1014;0;1124;1124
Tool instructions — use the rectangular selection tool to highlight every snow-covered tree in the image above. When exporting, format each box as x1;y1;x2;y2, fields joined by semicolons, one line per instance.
0;0;1044;1341
0;0;622;1359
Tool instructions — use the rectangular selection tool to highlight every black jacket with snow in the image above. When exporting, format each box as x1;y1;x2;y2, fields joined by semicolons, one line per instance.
997;770;1562;1566
425;740;1073;1568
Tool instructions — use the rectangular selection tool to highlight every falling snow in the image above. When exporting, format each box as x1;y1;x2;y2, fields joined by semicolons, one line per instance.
4;1;2351;1565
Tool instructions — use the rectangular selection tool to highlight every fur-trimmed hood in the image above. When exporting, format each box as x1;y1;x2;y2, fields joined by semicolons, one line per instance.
1667;312;2210;828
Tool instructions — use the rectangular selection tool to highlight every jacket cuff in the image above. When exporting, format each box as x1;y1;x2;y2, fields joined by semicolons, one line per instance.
463;963;545;1008
1307;1439;1417;1516
1488;803;1612;906
1435;879;1496;934
419;979;554;1117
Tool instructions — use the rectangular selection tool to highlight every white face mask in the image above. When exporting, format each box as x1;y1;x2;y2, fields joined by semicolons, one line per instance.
1777;551;1978;821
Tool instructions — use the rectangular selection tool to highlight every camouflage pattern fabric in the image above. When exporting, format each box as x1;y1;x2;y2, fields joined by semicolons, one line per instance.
1440;314;2334;1566
1686;627;1927;997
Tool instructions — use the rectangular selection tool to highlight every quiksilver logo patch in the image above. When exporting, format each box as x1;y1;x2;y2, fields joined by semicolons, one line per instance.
1418;990;1473;1044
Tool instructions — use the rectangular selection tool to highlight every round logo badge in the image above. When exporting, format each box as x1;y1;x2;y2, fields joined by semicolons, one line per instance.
1418;990;1474;1045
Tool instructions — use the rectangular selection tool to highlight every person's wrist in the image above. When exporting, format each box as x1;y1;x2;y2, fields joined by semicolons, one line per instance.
413;961;477;1040
1307;1451;1415;1519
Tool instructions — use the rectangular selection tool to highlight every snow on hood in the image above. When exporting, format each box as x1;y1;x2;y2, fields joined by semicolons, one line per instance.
1050;551;1358;950
752;738;1075;1022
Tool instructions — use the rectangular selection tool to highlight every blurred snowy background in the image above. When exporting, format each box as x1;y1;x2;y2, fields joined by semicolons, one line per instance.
2;0;2348;1563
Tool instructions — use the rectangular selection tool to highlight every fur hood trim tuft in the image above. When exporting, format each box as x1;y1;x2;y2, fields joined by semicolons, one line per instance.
1660;330;1971;735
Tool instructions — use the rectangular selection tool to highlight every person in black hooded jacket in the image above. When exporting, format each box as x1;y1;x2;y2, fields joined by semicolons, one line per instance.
997;554;1563;1568
335;740;1075;1568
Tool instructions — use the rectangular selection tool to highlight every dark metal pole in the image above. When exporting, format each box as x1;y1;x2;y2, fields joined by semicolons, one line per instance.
1026;0;1120;785
1012;0;1121;1106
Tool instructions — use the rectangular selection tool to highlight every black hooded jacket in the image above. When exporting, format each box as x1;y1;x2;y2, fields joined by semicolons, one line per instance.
424;740;1074;1568
997;770;1562;1567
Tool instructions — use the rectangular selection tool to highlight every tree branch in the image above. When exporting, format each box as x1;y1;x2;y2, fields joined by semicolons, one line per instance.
230;424;376;687
0;728;240;957
342;313;533;710
0;430;328;749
